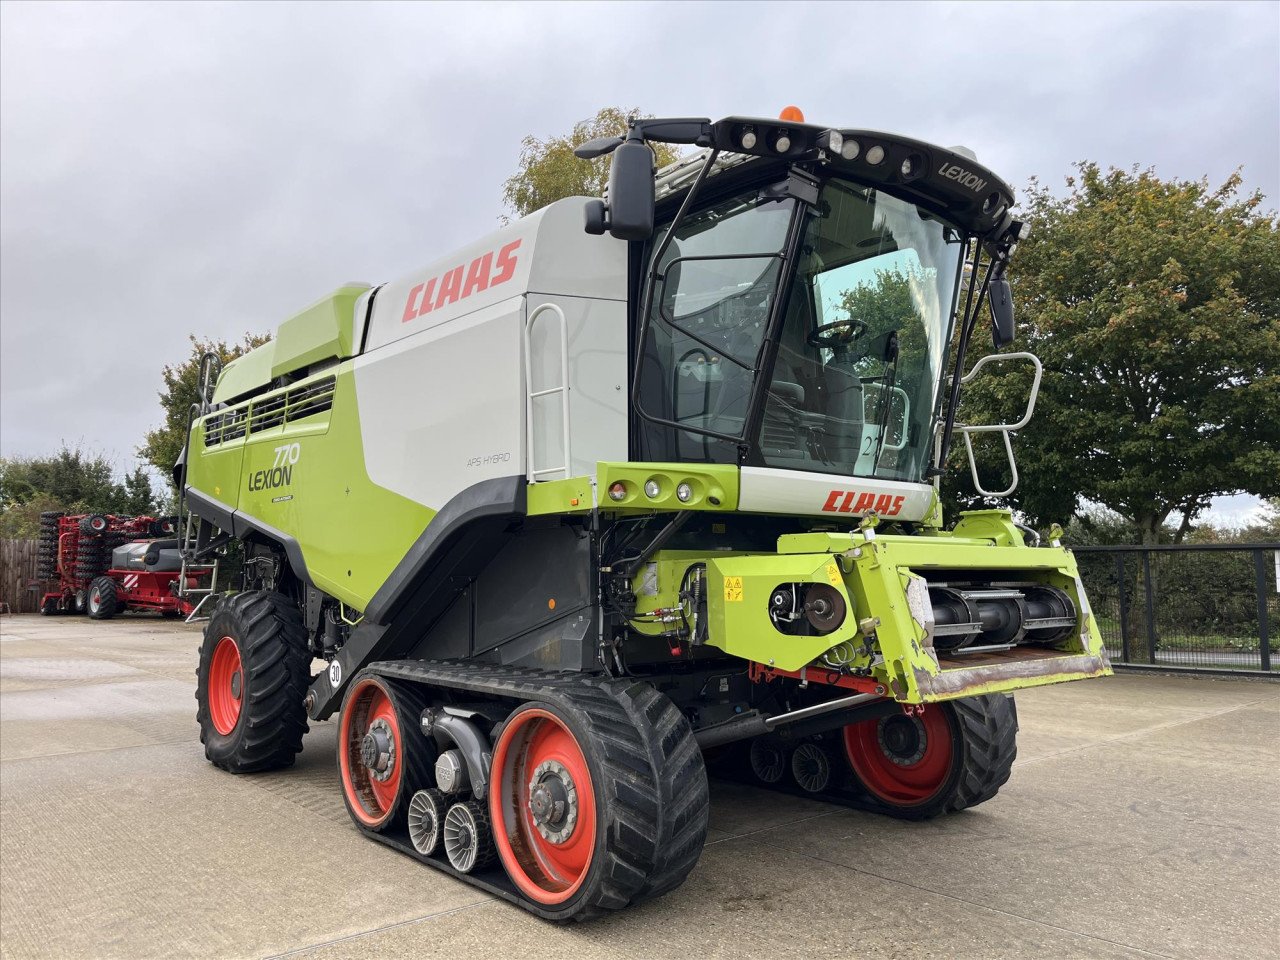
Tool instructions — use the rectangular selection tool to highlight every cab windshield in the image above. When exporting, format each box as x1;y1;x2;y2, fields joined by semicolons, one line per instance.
635;176;966;483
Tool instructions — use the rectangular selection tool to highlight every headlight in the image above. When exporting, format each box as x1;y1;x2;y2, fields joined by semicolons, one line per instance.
608;482;627;502
644;479;661;499
676;482;693;502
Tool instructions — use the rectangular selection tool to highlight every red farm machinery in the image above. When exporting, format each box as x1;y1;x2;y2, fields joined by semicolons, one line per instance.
35;511;208;620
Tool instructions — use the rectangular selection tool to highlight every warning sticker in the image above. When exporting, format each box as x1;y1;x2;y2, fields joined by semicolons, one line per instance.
723;576;744;602
826;562;842;585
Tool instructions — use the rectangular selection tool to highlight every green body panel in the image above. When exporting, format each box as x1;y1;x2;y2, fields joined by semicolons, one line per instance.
270;284;370;381
188;365;432;611
213;343;276;405
526;476;595;515
637;508;1111;703
706;551;858;669
525;463;739;516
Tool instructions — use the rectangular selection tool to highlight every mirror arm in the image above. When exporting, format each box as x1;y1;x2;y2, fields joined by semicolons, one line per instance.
930;241;992;477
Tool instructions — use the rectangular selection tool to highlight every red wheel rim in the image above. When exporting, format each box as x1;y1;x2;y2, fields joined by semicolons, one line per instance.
843;705;954;806
339;679;403;827
208;636;243;736
490;708;597;905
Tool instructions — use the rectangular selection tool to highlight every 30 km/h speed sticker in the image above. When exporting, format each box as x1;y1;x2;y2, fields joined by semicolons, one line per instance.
723;576;744;602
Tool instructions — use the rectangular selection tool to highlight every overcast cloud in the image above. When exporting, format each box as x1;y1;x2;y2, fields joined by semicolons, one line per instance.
2;0;1277;517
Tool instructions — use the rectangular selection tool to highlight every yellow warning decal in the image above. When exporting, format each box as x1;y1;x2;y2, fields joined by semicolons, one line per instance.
723;576;744;602
826;561;842;585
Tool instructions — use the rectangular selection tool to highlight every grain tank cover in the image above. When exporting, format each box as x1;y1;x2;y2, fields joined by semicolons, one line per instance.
271;283;372;380
212;343;274;405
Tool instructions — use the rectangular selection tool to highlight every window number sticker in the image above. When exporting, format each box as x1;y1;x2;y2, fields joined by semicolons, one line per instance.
723;576;744;602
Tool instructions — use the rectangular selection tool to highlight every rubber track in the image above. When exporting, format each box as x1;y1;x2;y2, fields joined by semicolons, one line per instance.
944;692;1018;812
356;660;710;922
197;591;311;773
711;693;1018;820
357;679;437;834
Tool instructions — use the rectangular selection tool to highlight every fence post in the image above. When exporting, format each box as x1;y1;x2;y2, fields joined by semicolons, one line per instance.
1256;549;1272;672
1115;551;1131;663
1142;550;1157;663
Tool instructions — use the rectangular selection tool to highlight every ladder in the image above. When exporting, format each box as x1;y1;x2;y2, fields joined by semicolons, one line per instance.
177;510;221;622
523;302;572;481
176;353;224;622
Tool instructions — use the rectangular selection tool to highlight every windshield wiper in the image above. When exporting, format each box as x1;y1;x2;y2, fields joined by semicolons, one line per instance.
869;330;901;474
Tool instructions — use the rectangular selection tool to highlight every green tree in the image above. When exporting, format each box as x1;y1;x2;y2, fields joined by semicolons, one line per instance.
0;445;157;538
139;333;270;492
952;163;1280;543
501;107;682;221
837;264;935;461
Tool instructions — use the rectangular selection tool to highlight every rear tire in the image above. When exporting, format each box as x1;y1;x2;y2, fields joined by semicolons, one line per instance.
86;577;119;620
841;694;1017;820
196;591;310;773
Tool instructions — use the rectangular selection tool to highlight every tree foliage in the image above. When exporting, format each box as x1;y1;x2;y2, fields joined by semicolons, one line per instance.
0;446;157;538
501;107;682;221
138;333;271;492
952;163;1280;543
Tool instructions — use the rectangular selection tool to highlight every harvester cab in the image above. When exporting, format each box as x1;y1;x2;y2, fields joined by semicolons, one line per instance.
180;108;1110;921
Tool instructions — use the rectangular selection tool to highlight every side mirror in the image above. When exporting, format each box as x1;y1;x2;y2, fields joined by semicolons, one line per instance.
988;276;1015;348
585;139;654;242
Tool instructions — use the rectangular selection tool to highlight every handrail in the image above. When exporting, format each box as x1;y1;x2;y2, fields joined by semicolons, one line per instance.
956;352;1043;433
523;302;571;481
954;351;1043;497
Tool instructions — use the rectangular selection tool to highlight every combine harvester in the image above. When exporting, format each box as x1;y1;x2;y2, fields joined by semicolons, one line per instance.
180;109;1110;920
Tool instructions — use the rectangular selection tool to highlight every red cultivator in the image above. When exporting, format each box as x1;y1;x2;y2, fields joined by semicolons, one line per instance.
36;511;198;619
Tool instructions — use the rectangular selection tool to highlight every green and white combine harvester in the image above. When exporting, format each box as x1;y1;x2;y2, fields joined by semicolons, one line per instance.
181;109;1111;920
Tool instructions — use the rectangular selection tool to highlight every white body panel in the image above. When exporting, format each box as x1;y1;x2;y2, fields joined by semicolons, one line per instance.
355;296;527;509
737;466;935;521
366;199;627;352
526;294;629;480
356;198;629;510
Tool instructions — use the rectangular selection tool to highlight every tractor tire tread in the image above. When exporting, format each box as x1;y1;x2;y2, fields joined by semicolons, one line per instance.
944;693;1018;813
196;590;310;774
87;577;118;620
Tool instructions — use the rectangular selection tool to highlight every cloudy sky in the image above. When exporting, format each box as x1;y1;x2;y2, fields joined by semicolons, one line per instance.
2;0;1277;519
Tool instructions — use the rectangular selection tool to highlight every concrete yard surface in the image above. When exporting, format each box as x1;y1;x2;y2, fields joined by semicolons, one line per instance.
1;614;1277;960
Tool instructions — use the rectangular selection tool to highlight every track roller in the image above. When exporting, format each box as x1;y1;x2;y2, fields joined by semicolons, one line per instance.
408;788;448;856
443;800;495;873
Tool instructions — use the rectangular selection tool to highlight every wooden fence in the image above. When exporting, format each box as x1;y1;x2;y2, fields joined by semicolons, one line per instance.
1;539;41;613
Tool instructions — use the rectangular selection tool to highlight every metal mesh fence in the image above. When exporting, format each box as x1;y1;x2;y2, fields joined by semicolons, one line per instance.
1074;544;1277;672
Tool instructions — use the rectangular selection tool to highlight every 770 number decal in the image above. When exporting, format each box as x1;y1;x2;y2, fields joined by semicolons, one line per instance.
248;443;300;492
